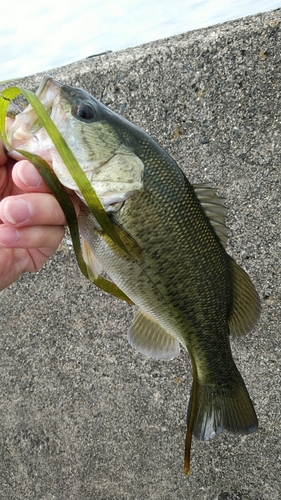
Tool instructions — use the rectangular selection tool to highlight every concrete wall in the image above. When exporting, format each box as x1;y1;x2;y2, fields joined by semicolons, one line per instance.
0;8;280;500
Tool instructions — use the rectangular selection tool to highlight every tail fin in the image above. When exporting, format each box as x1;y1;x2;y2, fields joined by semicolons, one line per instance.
190;375;258;441
188;370;258;441
184;372;257;474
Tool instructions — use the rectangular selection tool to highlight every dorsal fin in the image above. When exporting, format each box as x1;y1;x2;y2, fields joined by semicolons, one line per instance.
128;309;180;360
228;256;261;336
193;183;229;247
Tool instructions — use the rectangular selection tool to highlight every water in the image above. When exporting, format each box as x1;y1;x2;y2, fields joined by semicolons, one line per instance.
1;0;280;82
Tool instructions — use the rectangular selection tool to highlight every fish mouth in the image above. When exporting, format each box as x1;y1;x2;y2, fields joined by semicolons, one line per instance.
35;75;64;117
6;75;63;151
35;74;62;97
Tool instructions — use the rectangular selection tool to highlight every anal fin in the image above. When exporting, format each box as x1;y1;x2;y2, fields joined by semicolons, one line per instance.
128;309;180;360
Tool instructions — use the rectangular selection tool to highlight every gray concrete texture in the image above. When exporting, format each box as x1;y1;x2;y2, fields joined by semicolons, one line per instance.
0;7;280;500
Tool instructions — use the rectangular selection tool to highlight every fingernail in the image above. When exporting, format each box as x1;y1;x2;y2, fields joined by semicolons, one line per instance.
17;162;42;187
2;198;32;224
0;226;19;246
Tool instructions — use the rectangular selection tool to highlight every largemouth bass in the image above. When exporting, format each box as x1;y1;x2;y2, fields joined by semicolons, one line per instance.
6;76;261;474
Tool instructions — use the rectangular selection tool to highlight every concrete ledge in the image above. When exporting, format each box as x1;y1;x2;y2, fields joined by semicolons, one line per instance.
1;8;280;499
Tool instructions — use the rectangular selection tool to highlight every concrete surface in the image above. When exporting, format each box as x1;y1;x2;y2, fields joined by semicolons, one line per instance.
1;7;280;500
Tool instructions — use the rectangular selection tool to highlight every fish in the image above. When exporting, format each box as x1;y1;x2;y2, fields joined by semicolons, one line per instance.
6;75;261;474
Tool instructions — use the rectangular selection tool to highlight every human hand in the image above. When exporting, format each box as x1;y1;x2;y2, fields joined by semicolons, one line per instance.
0;142;79;290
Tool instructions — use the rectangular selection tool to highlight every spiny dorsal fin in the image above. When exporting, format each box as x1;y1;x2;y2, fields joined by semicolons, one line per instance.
128;309;180;360
193;183;229;247
228;256;261;336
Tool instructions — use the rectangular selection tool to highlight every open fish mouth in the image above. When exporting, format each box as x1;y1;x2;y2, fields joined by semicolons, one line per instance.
7;76;62;144
6;76;66;167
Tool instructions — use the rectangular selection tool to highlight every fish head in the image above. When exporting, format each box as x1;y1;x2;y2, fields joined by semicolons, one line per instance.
7;75;144;209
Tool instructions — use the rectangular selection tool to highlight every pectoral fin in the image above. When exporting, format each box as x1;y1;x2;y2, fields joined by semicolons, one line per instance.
81;236;102;280
81;237;133;303
128;309;180;360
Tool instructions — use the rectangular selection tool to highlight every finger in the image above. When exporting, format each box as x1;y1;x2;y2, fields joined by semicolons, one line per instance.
12;160;79;198
0;224;65;250
12;160;52;192
0;193;79;227
0;141;8;164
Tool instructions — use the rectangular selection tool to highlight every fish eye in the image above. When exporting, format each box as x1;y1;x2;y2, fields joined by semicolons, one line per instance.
72;102;96;122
